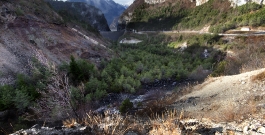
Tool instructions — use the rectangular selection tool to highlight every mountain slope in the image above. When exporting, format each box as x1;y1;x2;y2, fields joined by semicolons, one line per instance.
118;0;265;31
47;1;110;31
0;0;112;85
68;0;126;30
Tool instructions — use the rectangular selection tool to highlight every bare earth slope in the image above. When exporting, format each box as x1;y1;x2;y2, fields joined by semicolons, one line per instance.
0;0;112;85
174;68;265;118
170;68;265;134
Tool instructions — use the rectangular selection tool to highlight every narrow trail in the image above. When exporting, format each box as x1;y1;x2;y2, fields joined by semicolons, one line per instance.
100;29;265;43
139;30;265;37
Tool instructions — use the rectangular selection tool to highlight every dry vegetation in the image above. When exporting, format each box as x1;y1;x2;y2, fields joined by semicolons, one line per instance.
226;36;265;74
251;71;265;81
63;109;185;135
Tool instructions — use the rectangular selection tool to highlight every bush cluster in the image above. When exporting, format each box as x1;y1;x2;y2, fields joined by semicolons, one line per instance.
119;98;133;113
0;59;50;111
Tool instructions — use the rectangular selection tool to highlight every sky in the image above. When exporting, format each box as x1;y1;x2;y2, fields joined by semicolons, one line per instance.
59;0;134;6
113;0;134;5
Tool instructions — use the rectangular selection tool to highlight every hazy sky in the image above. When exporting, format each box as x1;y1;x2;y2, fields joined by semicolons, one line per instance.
113;0;134;5
59;0;134;5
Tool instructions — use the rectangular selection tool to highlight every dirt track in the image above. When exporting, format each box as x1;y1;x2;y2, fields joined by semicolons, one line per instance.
170;68;265;121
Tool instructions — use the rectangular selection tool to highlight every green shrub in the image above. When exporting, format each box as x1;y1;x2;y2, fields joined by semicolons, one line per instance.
211;61;227;77
119;98;133;113
70;86;84;108
69;56;96;84
13;90;31;111
85;78;106;93
15;8;24;16
84;77;107;100
16;74;40;100
94;89;107;100
0;58;50;111
0;85;15;111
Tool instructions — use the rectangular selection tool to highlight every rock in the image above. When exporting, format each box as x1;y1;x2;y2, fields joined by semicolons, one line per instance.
172;82;177;85
257;127;265;134
10;124;93;135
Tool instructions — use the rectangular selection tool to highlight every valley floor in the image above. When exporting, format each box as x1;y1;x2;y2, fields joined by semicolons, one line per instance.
10;68;265;135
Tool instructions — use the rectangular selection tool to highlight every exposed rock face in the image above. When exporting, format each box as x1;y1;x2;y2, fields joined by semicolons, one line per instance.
47;1;110;31
10;124;93;135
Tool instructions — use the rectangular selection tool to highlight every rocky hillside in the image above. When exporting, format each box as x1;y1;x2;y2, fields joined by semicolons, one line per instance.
47;1;111;31
68;0;126;30
0;0;112;85
118;0;265;31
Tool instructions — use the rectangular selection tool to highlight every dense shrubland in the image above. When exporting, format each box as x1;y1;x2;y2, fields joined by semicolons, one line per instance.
2;33;263;131
0;33;224;114
54;33;224;112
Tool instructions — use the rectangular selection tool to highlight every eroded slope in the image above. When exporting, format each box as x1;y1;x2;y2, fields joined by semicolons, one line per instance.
0;0;112;84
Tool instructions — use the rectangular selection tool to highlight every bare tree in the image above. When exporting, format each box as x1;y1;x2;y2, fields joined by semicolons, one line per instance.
28;48;78;122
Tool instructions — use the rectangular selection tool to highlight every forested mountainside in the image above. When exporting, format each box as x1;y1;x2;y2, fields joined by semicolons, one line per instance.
68;0;126;30
47;1;111;31
119;0;265;31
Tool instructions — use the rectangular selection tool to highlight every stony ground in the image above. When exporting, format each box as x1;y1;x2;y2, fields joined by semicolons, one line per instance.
167;68;265;134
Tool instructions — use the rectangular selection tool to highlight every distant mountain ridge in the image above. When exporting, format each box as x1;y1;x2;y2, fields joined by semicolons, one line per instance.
47;1;110;31
67;0;126;30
